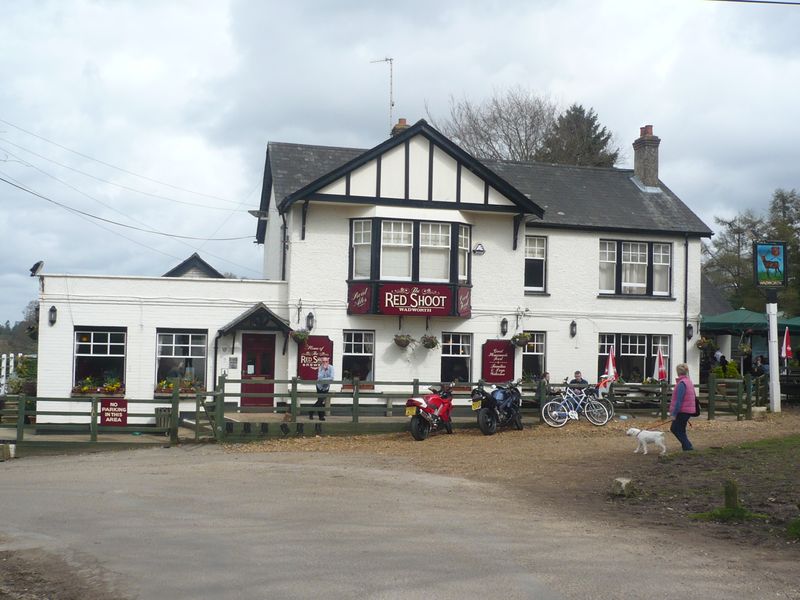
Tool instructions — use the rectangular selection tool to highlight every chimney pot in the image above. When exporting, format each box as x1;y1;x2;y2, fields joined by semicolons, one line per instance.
390;117;410;137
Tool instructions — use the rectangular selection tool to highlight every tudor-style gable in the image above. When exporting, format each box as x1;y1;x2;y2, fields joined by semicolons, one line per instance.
275;120;544;218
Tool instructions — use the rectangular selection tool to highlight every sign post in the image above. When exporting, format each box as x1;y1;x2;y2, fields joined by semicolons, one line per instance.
753;240;787;413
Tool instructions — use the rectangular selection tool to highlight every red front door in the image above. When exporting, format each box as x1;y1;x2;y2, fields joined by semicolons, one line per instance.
241;333;275;407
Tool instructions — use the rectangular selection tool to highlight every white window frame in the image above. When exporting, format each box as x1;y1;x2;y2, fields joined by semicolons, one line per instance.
522;331;546;378
621;242;648;295
458;225;470;283
419;222;451;282
74;329;127;387
599;240;617;294
652;243;671;296
343;330;375;382
524;235;547;292
156;331;207;387
352;220;372;280
441;332;472;382
380;220;413;280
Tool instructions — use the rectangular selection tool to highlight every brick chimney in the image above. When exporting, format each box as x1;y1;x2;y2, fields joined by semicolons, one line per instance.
633;124;661;187
391;118;409;137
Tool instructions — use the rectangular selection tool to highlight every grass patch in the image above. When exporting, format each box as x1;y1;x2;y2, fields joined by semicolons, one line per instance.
691;506;769;522
788;518;800;540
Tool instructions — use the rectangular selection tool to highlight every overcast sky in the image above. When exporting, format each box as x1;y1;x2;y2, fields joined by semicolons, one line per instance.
2;0;799;326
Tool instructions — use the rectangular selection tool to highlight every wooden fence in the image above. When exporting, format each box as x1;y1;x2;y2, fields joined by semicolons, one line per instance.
0;373;771;451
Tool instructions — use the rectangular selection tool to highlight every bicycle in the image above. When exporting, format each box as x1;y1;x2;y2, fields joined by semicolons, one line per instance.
541;382;610;428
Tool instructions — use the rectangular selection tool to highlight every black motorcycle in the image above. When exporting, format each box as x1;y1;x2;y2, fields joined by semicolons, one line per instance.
471;379;524;435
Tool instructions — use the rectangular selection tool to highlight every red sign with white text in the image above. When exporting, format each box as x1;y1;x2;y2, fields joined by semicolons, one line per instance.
347;282;372;314
378;284;453;316
297;336;334;381
457;286;471;318
100;399;128;426
481;340;515;383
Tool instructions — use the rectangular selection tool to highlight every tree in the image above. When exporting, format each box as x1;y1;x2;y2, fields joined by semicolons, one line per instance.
427;87;559;161
534;104;620;167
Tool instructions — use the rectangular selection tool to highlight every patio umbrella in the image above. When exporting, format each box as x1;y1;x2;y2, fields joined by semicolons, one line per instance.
782;327;793;370
605;347;618;381
653;348;667;381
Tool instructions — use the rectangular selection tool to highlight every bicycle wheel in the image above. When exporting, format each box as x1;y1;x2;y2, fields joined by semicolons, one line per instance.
541;400;569;428
588;391;614;420
583;399;610;426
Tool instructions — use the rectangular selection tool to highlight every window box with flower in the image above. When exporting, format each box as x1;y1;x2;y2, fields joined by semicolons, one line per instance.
71;376;125;396
154;378;205;397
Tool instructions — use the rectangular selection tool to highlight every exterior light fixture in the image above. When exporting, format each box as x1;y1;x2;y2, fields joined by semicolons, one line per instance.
48;305;57;326
569;320;577;338
305;312;315;331
472;243;486;256
686;323;694;340
500;318;508;336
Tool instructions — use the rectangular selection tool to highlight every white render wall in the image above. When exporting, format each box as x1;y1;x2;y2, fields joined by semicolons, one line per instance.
38;275;288;406
280;201;702;388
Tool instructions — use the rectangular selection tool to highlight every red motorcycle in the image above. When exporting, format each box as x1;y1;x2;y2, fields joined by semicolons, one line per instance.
405;383;454;440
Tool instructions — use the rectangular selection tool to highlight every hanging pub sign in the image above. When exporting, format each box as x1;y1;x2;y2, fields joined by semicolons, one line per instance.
378;284;453;316
753;240;787;288
481;340;515;383
100;399;127;426
457;286;472;318
297;336;333;381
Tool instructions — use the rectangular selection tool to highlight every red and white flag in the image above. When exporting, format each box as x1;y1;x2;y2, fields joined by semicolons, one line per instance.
653;348;667;381
605;347;618;381
782;327;793;360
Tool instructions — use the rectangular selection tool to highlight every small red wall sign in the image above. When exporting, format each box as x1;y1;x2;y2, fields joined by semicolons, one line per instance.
100;399;128;426
481;340;515;383
347;283;372;314
297;336;334;381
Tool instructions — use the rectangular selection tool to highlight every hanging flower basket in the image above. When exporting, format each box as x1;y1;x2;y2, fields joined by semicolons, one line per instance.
510;333;531;347
420;334;439;349
290;329;310;344
394;334;415;348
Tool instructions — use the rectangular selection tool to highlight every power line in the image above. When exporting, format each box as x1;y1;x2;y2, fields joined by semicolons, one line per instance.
707;0;800;5
0;116;237;203
0;137;240;210
0;175;252;241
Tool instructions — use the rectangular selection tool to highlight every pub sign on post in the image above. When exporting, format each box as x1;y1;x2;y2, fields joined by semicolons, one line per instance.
753;241;787;288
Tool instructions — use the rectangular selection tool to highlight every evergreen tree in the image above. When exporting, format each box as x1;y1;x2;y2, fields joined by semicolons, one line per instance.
535;104;620;167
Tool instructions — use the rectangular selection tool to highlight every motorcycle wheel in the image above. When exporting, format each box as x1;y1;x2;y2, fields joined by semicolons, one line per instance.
512;411;524;430
445;420;453;434
477;407;497;436
410;415;431;441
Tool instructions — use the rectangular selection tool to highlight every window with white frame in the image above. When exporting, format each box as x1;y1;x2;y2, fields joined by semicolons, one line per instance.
652;244;671;295
156;330;207;389
650;335;671;379
74;328;126;389
352;220;372;279
599;241;617;293
420;222;450;281
622;242;648;294
599;240;673;297
343;330;374;383
524;236;547;291
458;225;470;283
381;220;413;279
522;331;546;379
441;333;471;383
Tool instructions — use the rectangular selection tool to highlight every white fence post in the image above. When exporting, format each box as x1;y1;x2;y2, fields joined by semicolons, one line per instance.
1;353;23;395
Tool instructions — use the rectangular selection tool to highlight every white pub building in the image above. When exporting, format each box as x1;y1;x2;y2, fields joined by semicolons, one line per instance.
35;120;711;417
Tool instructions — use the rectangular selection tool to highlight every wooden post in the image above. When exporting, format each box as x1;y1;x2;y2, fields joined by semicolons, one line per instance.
708;373;716;420
412;378;419;396
659;382;668;421
16;394;26;444
736;380;744;422
353;378;360;424
170;387;180;444
290;377;298;422
216;374;226;440
90;396;98;442
195;392;202;441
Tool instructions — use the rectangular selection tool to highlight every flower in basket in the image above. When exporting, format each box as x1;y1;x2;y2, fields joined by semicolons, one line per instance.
738;343;752;355
155;379;174;393
510;332;532;347
394;333;415;348
420;334;439;349
290;329;310;344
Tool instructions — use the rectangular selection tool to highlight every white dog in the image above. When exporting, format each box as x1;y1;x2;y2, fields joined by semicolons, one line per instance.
626;427;667;455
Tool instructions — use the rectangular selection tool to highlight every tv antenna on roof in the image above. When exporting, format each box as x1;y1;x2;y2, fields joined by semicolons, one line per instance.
370;57;394;134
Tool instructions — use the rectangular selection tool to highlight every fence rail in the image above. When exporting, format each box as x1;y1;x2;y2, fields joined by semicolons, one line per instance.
0;373;771;451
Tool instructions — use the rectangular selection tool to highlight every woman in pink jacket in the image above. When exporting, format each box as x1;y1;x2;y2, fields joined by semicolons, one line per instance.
669;363;696;451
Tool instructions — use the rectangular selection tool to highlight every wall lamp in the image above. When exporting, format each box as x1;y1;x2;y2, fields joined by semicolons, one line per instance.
472;243;486;256
686;323;694;340
305;312;315;331
500;318;508;336
48;305;57;326
569;320;577;338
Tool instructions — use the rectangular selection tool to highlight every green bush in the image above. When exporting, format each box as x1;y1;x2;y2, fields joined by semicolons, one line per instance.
725;361;741;378
788;518;800;540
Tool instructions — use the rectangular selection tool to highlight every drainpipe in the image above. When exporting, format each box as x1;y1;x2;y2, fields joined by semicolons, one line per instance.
683;233;689;364
213;331;221;390
281;214;288;281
